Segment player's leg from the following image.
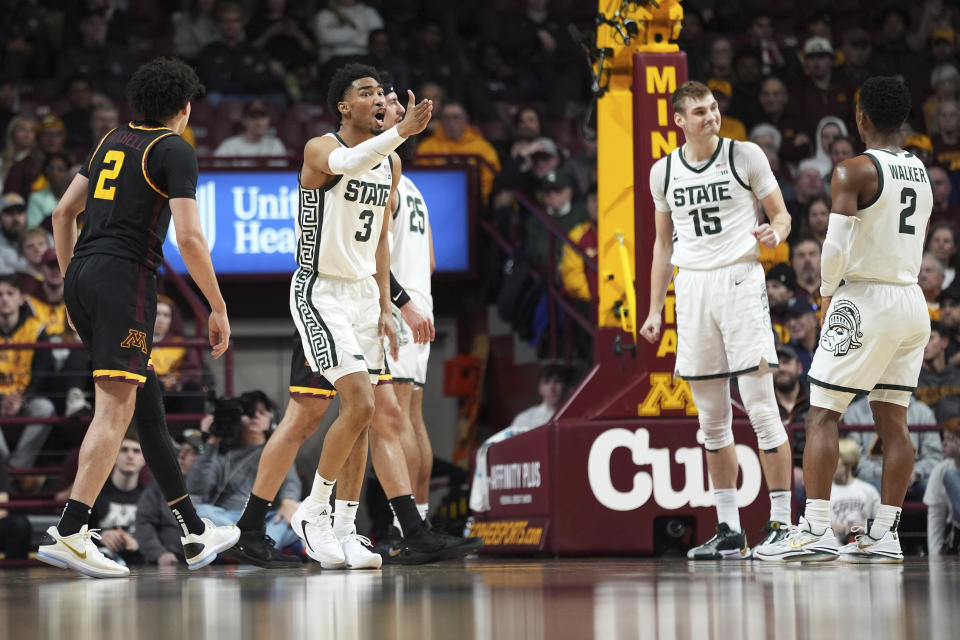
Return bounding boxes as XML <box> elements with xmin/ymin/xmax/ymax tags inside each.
<box><xmin>410</xmin><ymin>386</ymin><xmax>433</xmax><ymax>507</ymax></box>
<box><xmin>685</xmin><ymin>376</ymin><xmax>749</xmax><ymax>560</ymax></box>
<box><xmin>737</xmin><ymin>369</ymin><xmax>793</xmax><ymax>548</ymax></box>
<box><xmin>136</xmin><ymin>369</ymin><xmax>239</xmax><ymax>569</ymax></box>
<box><xmin>327</xmin><ymin>428</ymin><xmax>382</xmax><ymax>569</ymax></box>
<box><xmin>289</xmin><ymin>372</ymin><xmax>372</xmax><ymax>566</ymax></box>
<box><xmin>392</xmin><ymin>380</ymin><xmax>423</xmax><ymax>505</ymax></box>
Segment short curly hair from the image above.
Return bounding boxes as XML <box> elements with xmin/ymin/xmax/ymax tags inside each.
<box><xmin>327</xmin><ymin>63</ymin><xmax>381</xmax><ymax>126</ymax></box>
<box><xmin>857</xmin><ymin>76</ymin><xmax>911</xmax><ymax>134</ymax></box>
<box><xmin>126</xmin><ymin>58</ymin><xmax>203</xmax><ymax>122</ymax></box>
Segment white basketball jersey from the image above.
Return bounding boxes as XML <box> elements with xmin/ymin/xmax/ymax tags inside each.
<box><xmin>389</xmin><ymin>175</ymin><xmax>432</xmax><ymax>301</ymax></box>
<box><xmin>844</xmin><ymin>149</ymin><xmax>933</xmax><ymax>285</ymax></box>
<box><xmin>653</xmin><ymin>138</ymin><xmax>766</xmax><ymax>270</ymax></box>
<box><xmin>295</xmin><ymin>133</ymin><xmax>393</xmax><ymax>279</ymax></box>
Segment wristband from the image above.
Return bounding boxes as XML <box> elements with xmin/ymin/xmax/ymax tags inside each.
<box><xmin>389</xmin><ymin>272</ymin><xmax>410</xmax><ymax>307</ymax></box>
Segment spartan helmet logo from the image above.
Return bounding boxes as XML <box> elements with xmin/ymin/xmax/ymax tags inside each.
<box><xmin>820</xmin><ymin>299</ymin><xmax>864</xmax><ymax>356</ymax></box>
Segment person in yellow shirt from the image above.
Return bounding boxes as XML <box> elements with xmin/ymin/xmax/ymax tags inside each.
<box><xmin>415</xmin><ymin>101</ymin><xmax>501</xmax><ymax>202</ymax></box>
<box><xmin>708</xmin><ymin>78</ymin><xmax>747</xmax><ymax>142</ymax></box>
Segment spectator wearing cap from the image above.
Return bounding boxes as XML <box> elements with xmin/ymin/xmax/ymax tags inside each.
<box><xmin>54</xmin><ymin>9</ymin><xmax>136</xmax><ymax>102</ymax></box>
<box><xmin>493</xmin><ymin>131</ymin><xmax>563</xmax><ymax>212</ymax></box>
<box><xmin>416</xmin><ymin>101</ymin><xmax>502</xmax><ymax>202</ymax></box>
<box><xmin>839</xmin><ymin>26</ymin><xmax>877</xmax><ymax>89</ymax></box>
<box><xmin>755</xmin><ymin>76</ymin><xmax>810</xmax><ymax>163</ymax></box>
<box><xmin>924</xmin><ymin>64</ymin><xmax>960</xmax><ymax>137</ymax></box>
<box><xmin>790</xmin><ymin>237</ymin><xmax>822</xmax><ymax>309</ymax></box>
<box><xmin>917</xmin><ymin>322</ymin><xmax>960</xmax><ymax>414</ymax></box>
<box><xmin>0</xmin><ymin>193</ymin><xmax>29</xmax><ymax>274</ymax></box>
<box><xmin>937</xmin><ymin>284</ymin><xmax>960</xmax><ymax>366</ymax></box>
<box><xmin>784</xmin><ymin>297</ymin><xmax>818</xmax><ymax>381</ymax></box>
<box><xmin>196</xmin><ymin>2</ymin><xmax>286</xmax><ymax>104</ymax></box>
<box><xmin>26</xmin><ymin>151</ymin><xmax>71</xmax><ymax>229</ymax></box>
<box><xmin>214</xmin><ymin>100</ymin><xmax>287</xmax><ymax>158</ymax></box>
<box><xmin>932</xmin><ymin>99</ymin><xmax>960</xmax><ymax>173</ymax></box>
<box><xmin>707</xmin><ymin>78</ymin><xmax>746</xmax><ymax>142</ymax></box>
<box><xmin>924</xmin><ymin>402</ymin><xmax>960</xmax><ymax>556</ymax></box>
<box><xmin>921</xmin><ymin>252</ymin><xmax>947</xmax><ymax>320</ymax></box>
<box><xmin>796</xmin><ymin>36</ymin><xmax>854</xmax><ymax>142</ymax></box>
<box><xmin>134</xmin><ymin>431</ymin><xmax>204</xmax><ymax>567</ymax></box>
<box><xmin>927</xmin><ymin>222</ymin><xmax>958</xmax><ymax>289</ymax></box>
<box><xmin>774</xmin><ymin>343</ymin><xmax>809</xmax><ymax>426</ymax></box>
<box><xmin>3</xmin><ymin>114</ymin><xmax>72</xmax><ymax>200</ymax></box>
<box><xmin>524</xmin><ymin>168</ymin><xmax>587</xmax><ymax>269</ymax></box>
<box><xmin>766</xmin><ymin>263</ymin><xmax>796</xmax><ymax>343</ymax></box>
<box><xmin>841</xmin><ymin>393</ymin><xmax>941</xmax><ymax>502</ymax></box>
<box><xmin>907</xmin><ymin>132</ymin><xmax>935</xmax><ymax>169</ymax></box>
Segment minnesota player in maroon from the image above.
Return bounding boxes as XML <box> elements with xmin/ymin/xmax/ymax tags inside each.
<box><xmin>37</xmin><ymin>58</ymin><xmax>239</xmax><ymax>578</ymax></box>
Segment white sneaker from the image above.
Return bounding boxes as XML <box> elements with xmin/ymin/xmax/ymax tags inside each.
<box><xmin>291</xmin><ymin>497</ymin><xmax>345</xmax><ymax>566</ymax></box>
<box><xmin>839</xmin><ymin>525</ymin><xmax>904</xmax><ymax>564</ymax></box>
<box><xmin>753</xmin><ymin>516</ymin><xmax>840</xmax><ymax>562</ymax></box>
<box><xmin>181</xmin><ymin>518</ymin><xmax>242</xmax><ymax>569</ymax></box>
<box><xmin>36</xmin><ymin>525</ymin><xmax>130</xmax><ymax>578</ymax></box>
<box><xmin>323</xmin><ymin>527</ymin><xmax>382</xmax><ymax>570</ymax></box>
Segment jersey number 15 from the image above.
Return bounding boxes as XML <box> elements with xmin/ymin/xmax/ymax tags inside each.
<box><xmin>688</xmin><ymin>206</ymin><xmax>722</xmax><ymax>236</ymax></box>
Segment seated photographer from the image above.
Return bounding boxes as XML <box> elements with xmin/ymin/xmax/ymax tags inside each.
<box><xmin>187</xmin><ymin>391</ymin><xmax>302</xmax><ymax>553</ymax></box>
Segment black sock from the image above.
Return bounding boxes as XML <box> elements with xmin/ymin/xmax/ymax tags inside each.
<box><xmin>389</xmin><ymin>495</ymin><xmax>427</xmax><ymax>540</ymax></box>
<box><xmin>169</xmin><ymin>496</ymin><xmax>206</xmax><ymax>536</ymax></box>
<box><xmin>237</xmin><ymin>494</ymin><xmax>272</xmax><ymax>533</ymax></box>
<box><xmin>58</xmin><ymin>499</ymin><xmax>92</xmax><ymax>536</ymax></box>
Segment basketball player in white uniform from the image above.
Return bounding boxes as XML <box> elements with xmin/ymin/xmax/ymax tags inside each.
<box><xmin>641</xmin><ymin>81</ymin><xmax>794</xmax><ymax>559</ymax></box>
<box><xmin>385</xmin><ymin>106</ymin><xmax>436</xmax><ymax>524</ymax></box>
<box><xmin>756</xmin><ymin>77</ymin><xmax>931</xmax><ymax>563</ymax></box>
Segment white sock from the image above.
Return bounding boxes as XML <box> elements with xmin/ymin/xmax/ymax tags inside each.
<box><xmin>870</xmin><ymin>504</ymin><xmax>901</xmax><ymax>539</ymax></box>
<box><xmin>714</xmin><ymin>488</ymin><xmax>741</xmax><ymax>533</ymax></box>
<box><xmin>769</xmin><ymin>490</ymin><xmax>791</xmax><ymax>525</ymax></box>
<box><xmin>804</xmin><ymin>498</ymin><xmax>831</xmax><ymax>532</ymax></box>
<box><xmin>333</xmin><ymin>499</ymin><xmax>359</xmax><ymax>537</ymax></box>
<box><xmin>416</xmin><ymin>502</ymin><xmax>428</xmax><ymax>521</ymax></box>
<box><xmin>309</xmin><ymin>473</ymin><xmax>335</xmax><ymax>508</ymax></box>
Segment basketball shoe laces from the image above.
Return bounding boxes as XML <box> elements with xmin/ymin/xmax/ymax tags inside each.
<box><xmin>342</xmin><ymin>531</ymin><xmax>373</xmax><ymax>548</ymax></box>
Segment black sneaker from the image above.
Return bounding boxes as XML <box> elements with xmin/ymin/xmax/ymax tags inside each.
<box><xmin>372</xmin><ymin>526</ymin><xmax>405</xmax><ymax>565</ymax></box>
<box><xmin>749</xmin><ymin>521</ymin><xmax>790</xmax><ymax>559</ymax></box>
<box><xmin>222</xmin><ymin>530</ymin><xmax>303</xmax><ymax>568</ymax></box>
<box><xmin>686</xmin><ymin>523</ymin><xmax>748</xmax><ymax>560</ymax></box>
<box><xmin>394</xmin><ymin>529</ymin><xmax>484</xmax><ymax>565</ymax></box>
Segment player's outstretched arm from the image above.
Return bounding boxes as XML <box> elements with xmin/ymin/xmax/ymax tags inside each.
<box><xmin>51</xmin><ymin>173</ymin><xmax>89</xmax><ymax>274</ymax></box>
<box><xmin>171</xmin><ymin>198</ymin><xmax>230</xmax><ymax>358</ymax></box>
<box><xmin>639</xmin><ymin>211</ymin><xmax>675</xmax><ymax>344</ymax></box>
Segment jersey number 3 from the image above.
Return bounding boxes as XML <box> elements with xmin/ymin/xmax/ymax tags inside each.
<box><xmin>93</xmin><ymin>150</ymin><xmax>125</xmax><ymax>201</ymax></box>
<box><xmin>898</xmin><ymin>187</ymin><xmax>917</xmax><ymax>235</ymax></box>
<box><xmin>355</xmin><ymin>209</ymin><xmax>374</xmax><ymax>242</ymax></box>
<box><xmin>688</xmin><ymin>206</ymin><xmax>722</xmax><ymax>236</ymax></box>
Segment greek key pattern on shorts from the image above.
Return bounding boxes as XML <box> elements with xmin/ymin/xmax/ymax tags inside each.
<box><xmin>297</xmin><ymin>188</ymin><xmax>320</xmax><ymax>269</ymax></box>
<box><xmin>293</xmin><ymin>269</ymin><xmax>336</xmax><ymax>369</ymax></box>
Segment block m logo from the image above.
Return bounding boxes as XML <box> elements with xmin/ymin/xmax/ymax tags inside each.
<box><xmin>638</xmin><ymin>372</ymin><xmax>697</xmax><ymax>416</ymax></box>
<box><xmin>121</xmin><ymin>329</ymin><xmax>148</xmax><ymax>354</ymax></box>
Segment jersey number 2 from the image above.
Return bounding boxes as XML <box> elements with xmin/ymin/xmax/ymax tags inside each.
<box><xmin>898</xmin><ymin>187</ymin><xmax>917</xmax><ymax>235</ymax></box>
<box><xmin>688</xmin><ymin>206</ymin><xmax>721</xmax><ymax>236</ymax></box>
<box><xmin>93</xmin><ymin>150</ymin><xmax>125</xmax><ymax>201</ymax></box>
<box><xmin>356</xmin><ymin>209</ymin><xmax>374</xmax><ymax>242</ymax></box>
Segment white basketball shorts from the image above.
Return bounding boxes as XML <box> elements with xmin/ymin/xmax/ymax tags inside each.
<box><xmin>289</xmin><ymin>269</ymin><xmax>385</xmax><ymax>386</ymax></box>
<box><xmin>388</xmin><ymin>290</ymin><xmax>432</xmax><ymax>386</ymax></box>
<box><xmin>808</xmin><ymin>281</ymin><xmax>929</xmax><ymax>412</ymax></box>
<box><xmin>674</xmin><ymin>260</ymin><xmax>778</xmax><ymax>380</ymax></box>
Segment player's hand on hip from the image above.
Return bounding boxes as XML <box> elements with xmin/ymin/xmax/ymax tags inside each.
<box><xmin>639</xmin><ymin>314</ymin><xmax>662</xmax><ymax>344</ymax></box>
<box><xmin>819</xmin><ymin>296</ymin><xmax>831</xmax><ymax>327</ymax></box>
<box><xmin>401</xmin><ymin>301</ymin><xmax>435</xmax><ymax>344</ymax></box>
<box><xmin>397</xmin><ymin>90</ymin><xmax>433</xmax><ymax>137</ymax></box>
<box><xmin>208</xmin><ymin>310</ymin><xmax>231</xmax><ymax>359</ymax></box>
<box><xmin>752</xmin><ymin>223</ymin><xmax>780</xmax><ymax>248</ymax></box>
